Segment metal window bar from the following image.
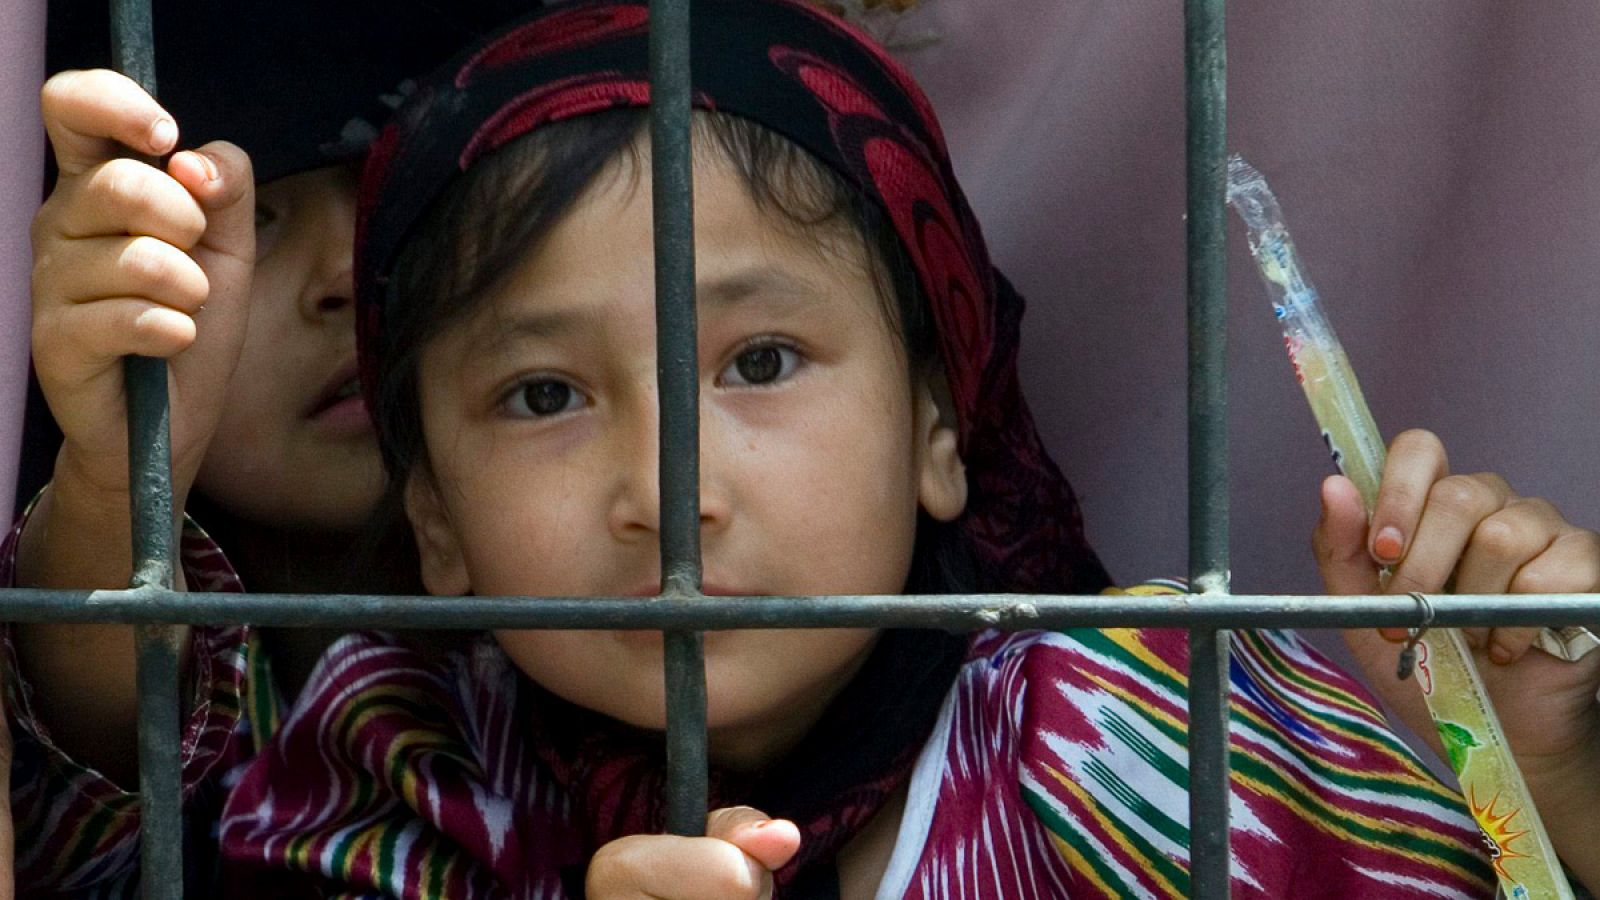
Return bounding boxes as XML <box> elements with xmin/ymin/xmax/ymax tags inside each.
<box><xmin>0</xmin><ymin>0</ymin><xmax>1592</xmax><ymax>897</ymax></box>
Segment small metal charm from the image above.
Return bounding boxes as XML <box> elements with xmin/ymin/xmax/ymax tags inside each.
<box><xmin>1397</xmin><ymin>591</ymin><xmax>1434</xmax><ymax>681</ymax></box>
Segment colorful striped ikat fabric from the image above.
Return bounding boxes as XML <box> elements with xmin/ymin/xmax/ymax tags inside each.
<box><xmin>888</xmin><ymin>582</ymin><xmax>1493</xmax><ymax>898</ymax></box>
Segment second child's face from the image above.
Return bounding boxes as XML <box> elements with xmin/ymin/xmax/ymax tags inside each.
<box><xmin>195</xmin><ymin>165</ymin><xmax>384</xmax><ymax>533</ymax></box>
<box><xmin>407</xmin><ymin>149</ymin><xmax>967</xmax><ymax>767</ymax></box>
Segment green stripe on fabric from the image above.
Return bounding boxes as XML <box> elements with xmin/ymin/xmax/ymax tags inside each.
<box><xmin>1093</xmin><ymin>672</ymin><xmax>1478</xmax><ymax>870</ymax></box>
<box><xmin>1060</xmin><ymin>629</ymin><xmax>1188</xmax><ymax>697</ymax></box>
<box><xmin>1083</xmin><ymin>756</ymin><xmax>1190</xmax><ymax>850</ymax></box>
<box><xmin>1226</xmin><ymin>752</ymin><xmax>1487</xmax><ymax>875</ymax></box>
<box><xmin>1101</xmin><ymin>709</ymin><xmax>1190</xmax><ymax>788</ymax></box>
<box><xmin>426</xmin><ymin>845</ymin><xmax>450</xmax><ymax>898</ymax></box>
<box><xmin>1234</xmin><ymin>631</ymin><xmax>1417</xmax><ymax>747</ymax></box>
<box><xmin>1023</xmin><ymin>782</ymin><xmax>1173</xmax><ymax>897</ymax></box>
<box><xmin>1226</xmin><ymin>712</ymin><xmax>1463</xmax><ymax>807</ymax></box>
<box><xmin>60</xmin><ymin>801</ymin><xmax>122</xmax><ymax>877</ymax></box>
<box><xmin>377</xmin><ymin>814</ymin><xmax>402</xmax><ymax>888</ymax></box>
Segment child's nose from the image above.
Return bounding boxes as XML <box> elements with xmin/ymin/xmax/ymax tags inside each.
<box><xmin>297</xmin><ymin>194</ymin><xmax>357</xmax><ymax>324</ymax></box>
<box><xmin>606</xmin><ymin>404</ymin><xmax>733</xmax><ymax>544</ymax></box>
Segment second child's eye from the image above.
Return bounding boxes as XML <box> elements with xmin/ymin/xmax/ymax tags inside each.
<box><xmin>503</xmin><ymin>378</ymin><xmax>586</xmax><ymax>418</ymax></box>
<box><xmin>721</xmin><ymin>343</ymin><xmax>801</xmax><ymax>387</ymax></box>
<box><xmin>254</xmin><ymin>203</ymin><xmax>283</xmax><ymax>255</ymax></box>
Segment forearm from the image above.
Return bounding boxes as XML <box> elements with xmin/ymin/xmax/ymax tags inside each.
<box><xmin>12</xmin><ymin>462</ymin><xmax>189</xmax><ymax>784</ymax></box>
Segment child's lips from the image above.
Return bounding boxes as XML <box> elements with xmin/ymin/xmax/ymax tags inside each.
<box><xmin>310</xmin><ymin>393</ymin><xmax>373</xmax><ymax>436</ymax></box>
<box><xmin>306</xmin><ymin>363</ymin><xmax>372</xmax><ymax>436</ymax></box>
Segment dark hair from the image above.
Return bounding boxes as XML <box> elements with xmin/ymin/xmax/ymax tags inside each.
<box><xmin>372</xmin><ymin>108</ymin><xmax>974</xmax><ymax>593</ymax></box>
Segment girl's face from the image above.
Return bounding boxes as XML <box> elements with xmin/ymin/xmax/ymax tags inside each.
<box><xmin>406</xmin><ymin>149</ymin><xmax>967</xmax><ymax>767</ymax></box>
<box><xmin>195</xmin><ymin>165</ymin><xmax>384</xmax><ymax>533</ymax></box>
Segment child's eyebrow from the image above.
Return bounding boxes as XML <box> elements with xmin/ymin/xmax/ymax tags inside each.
<box><xmin>474</xmin><ymin>268</ymin><xmax>823</xmax><ymax>354</ymax></box>
<box><xmin>476</xmin><ymin>309</ymin><xmax>588</xmax><ymax>354</ymax></box>
<box><xmin>698</xmin><ymin>268</ymin><xmax>824</xmax><ymax>315</ymax></box>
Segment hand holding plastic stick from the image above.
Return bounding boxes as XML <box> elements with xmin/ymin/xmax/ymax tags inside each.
<box><xmin>1228</xmin><ymin>154</ymin><xmax>1581</xmax><ymax>900</ymax></box>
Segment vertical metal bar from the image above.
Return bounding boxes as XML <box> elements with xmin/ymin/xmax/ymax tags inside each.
<box><xmin>1185</xmin><ymin>0</ymin><xmax>1230</xmax><ymax>896</ymax></box>
<box><xmin>109</xmin><ymin>2</ymin><xmax>184</xmax><ymax>898</ymax></box>
<box><xmin>649</xmin><ymin>0</ymin><xmax>709</xmax><ymax>836</ymax></box>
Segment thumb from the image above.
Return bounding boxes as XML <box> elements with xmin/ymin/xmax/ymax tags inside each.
<box><xmin>706</xmin><ymin>806</ymin><xmax>801</xmax><ymax>873</ymax></box>
<box><xmin>1313</xmin><ymin>475</ymin><xmax>1383</xmax><ymax>598</ymax></box>
<box><xmin>168</xmin><ymin>140</ymin><xmax>255</xmax><ymax>269</ymax></box>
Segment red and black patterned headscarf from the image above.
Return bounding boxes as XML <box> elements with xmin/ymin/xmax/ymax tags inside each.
<box><xmin>354</xmin><ymin>0</ymin><xmax>1109</xmax><ymax>597</ymax></box>
<box><xmin>223</xmin><ymin>3</ymin><xmax>1115</xmax><ymax>895</ymax></box>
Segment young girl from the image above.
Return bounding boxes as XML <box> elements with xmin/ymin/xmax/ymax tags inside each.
<box><xmin>215</xmin><ymin>1</ymin><xmax>1600</xmax><ymax>897</ymax></box>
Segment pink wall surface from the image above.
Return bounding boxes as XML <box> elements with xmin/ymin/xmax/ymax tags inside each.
<box><xmin>4</xmin><ymin>2</ymin><xmax>1596</xmax><ymax>593</ymax></box>
<box><xmin>0</xmin><ymin>1</ymin><xmax>45</xmax><ymax>518</ymax></box>
<box><xmin>893</xmin><ymin>0</ymin><xmax>1600</xmax><ymax>595</ymax></box>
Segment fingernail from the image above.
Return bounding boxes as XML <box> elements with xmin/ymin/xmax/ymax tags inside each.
<box><xmin>194</xmin><ymin>152</ymin><xmax>219</xmax><ymax>183</ymax></box>
<box><xmin>751</xmin><ymin>819</ymin><xmax>773</xmax><ymax>830</ymax></box>
<box><xmin>150</xmin><ymin>117</ymin><xmax>177</xmax><ymax>152</ymax></box>
<box><xmin>1372</xmin><ymin>526</ymin><xmax>1404</xmax><ymax>563</ymax></box>
<box><xmin>1490</xmin><ymin>645</ymin><xmax>1513</xmax><ymax>665</ymax></box>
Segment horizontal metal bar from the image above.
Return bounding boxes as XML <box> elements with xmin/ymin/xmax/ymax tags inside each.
<box><xmin>1</xmin><ymin>590</ymin><xmax>1596</xmax><ymax>630</ymax></box>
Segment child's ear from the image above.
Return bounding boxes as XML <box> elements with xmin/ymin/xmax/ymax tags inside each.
<box><xmin>913</xmin><ymin>370</ymin><xmax>967</xmax><ymax>523</ymax></box>
<box><xmin>405</xmin><ymin>467</ymin><xmax>471</xmax><ymax>596</ymax></box>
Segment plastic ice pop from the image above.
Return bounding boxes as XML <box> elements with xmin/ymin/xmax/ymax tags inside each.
<box><xmin>1228</xmin><ymin>154</ymin><xmax>1580</xmax><ymax>899</ymax></box>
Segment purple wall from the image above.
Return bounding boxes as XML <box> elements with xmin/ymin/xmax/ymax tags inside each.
<box><xmin>0</xmin><ymin>1</ymin><xmax>44</xmax><ymax>518</ymax></box>
<box><xmin>897</xmin><ymin>0</ymin><xmax>1600</xmax><ymax>594</ymax></box>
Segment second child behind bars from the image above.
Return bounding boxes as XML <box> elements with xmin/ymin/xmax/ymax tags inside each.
<box><xmin>3</xmin><ymin>3</ymin><xmax>530</xmax><ymax>893</ymax></box>
<box><xmin>197</xmin><ymin>1</ymin><xmax>1600</xmax><ymax>896</ymax></box>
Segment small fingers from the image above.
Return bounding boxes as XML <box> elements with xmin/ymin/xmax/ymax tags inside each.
<box><xmin>1511</xmin><ymin>529</ymin><xmax>1600</xmax><ymax>596</ymax></box>
<box><xmin>707</xmin><ymin>806</ymin><xmax>800</xmax><ymax>873</ymax></box>
<box><xmin>1385</xmin><ymin>473</ymin><xmax>1511</xmax><ymax>595</ymax></box>
<box><xmin>1369</xmin><ymin>429</ymin><xmax>1451</xmax><ymax>565</ymax></box>
<box><xmin>586</xmin><ymin>833</ymin><xmax>771</xmax><ymax>900</ymax></box>
<box><xmin>1313</xmin><ymin>475</ymin><xmax>1382</xmax><ymax>596</ymax></box>
<box><xmin>1452</xmin><ymin>497</ymin><xmax>1562</xmax><ymax>595</ymax></box>
<box><xmin>41</xmin><ymin>156</ymin><xmax>206</xmax><ymax>248</ymax></box>
<box><xmin>35</xmin><ymin>297</ymin><xmax>198</xmax><ymax>369</ymax></box>
<box><xmin>1485</xmin><ymin>627</ymin><xmax>1542</xmax><ymax>666</ymax></box>
<box><xmin>34</xmin><ymin>235</ymin><xmax>210</xmax><ymax>315</ymax></box>
<box><xmin>181</xmin><ymin>142</ymin><xmax>255</xmax><ymax>265</ymax></box>
<box><xmin>1479</xmin><ymin>528</ymin><xmax>1600</xmax><ymax>664</ymax></box>
<box><xmin>41</xmin><ymin>69</ymin><xmax>176</xmax><ymax>175</ymax></box>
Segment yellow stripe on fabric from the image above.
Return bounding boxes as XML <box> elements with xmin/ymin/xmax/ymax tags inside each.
<box><xmin>1075</xmin><ymin>666</ymin><xmax>1469</xmax><ymax>836</ymax></box>
<box><xmin>1102</xmin><ymin>628</ymin><xmax>1191</xmax><ymax>689</ymax></box>
<box><xmin>1229</xmin><ymin>767</ymin><xmax>1491</xmax><ymax>887</ymax></box>
<box><xmin>1045</xmin><ymin>763</ymin><xmax>1186</xmax><ymax>898</ymax></box>
<box><xmin>1082</xmin><ymin>629</ymin><xmax>1463</xmax><ymax>807</ymax></box>
<box><xmin>1232</xmin><ymin>629</ymin><xmax>1399</xmax><ymax>734</ymax></box>
<box><xmin>1047</xmin><ymin>829</ymin><xmax>1128</xmax><ymax>899</ymax></box>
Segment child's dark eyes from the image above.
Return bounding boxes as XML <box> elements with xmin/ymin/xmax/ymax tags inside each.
<box><xmin>254</xmin><ymin>203</ymin><xmax>283</xmax><ymax>255</ymax></box>
<box><xmin>502</xmin><ymin>378</ymin><xmax>587</xmax><ymax>418</ymax></box>
<box><xmin>720</xmin><ymin>341</ymin><xmax>802</xmax><ymax>387</ymax></box>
